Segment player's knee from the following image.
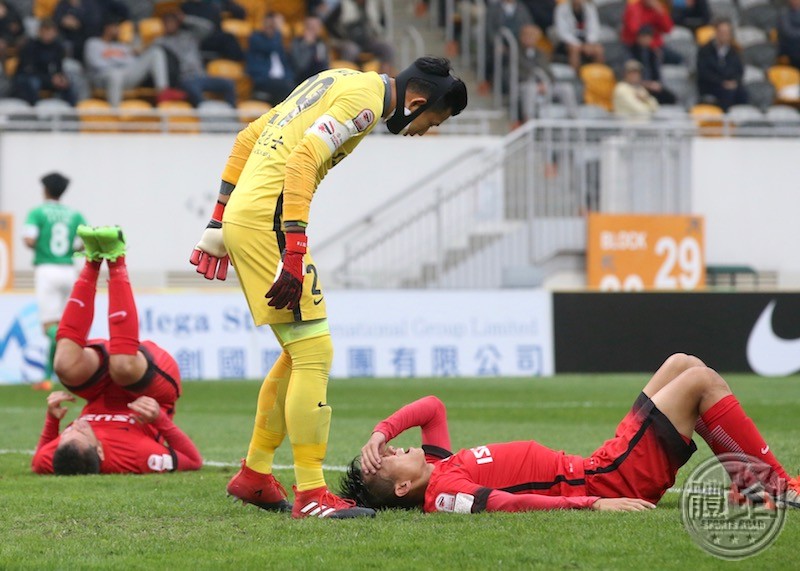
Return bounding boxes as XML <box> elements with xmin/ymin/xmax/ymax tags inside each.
<box><xmin>53</xmin><ymin>344</ymin><xmax>82</xmax><ymax>384</ymax></box>
<box><xmin>687</xmin><ymin>366</ymin><xmax>730</xmax><ymax>394</ymax></box>
<box><xmin>109</xmin><ymin>355</ymin><xmax>144</xmax><ymax>385</ymax></box>
<box><xmin>665</xmin><ymin>352</ymin><xmax>706</xmax><ymax>373</ymax></box>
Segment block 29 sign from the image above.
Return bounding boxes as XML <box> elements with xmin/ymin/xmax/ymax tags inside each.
<box><xmin>0</xmin><ymin>214</ymin><xmax>11</xmax><ymax>291</ymax></box>
<box><xmin>587</xmin><ymin>213</ymin><xmax>705</xmax><ymax>291</ymax></box>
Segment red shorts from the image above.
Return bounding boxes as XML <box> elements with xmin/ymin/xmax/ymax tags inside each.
<box><xmin>67</xmin><ymin>340</ymin><xmax>182</xmax><ymax>416</ymax></box>
<box><xmin>584</xmin><ymin>393</ymin><xmax>696</xmax><ymax>504</ymax></box>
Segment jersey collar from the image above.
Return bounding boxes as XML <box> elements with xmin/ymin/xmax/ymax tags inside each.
<box><xmin>380</xmin><ymin>73</ymin><xmax>393</xmax><ymax>118</ymax></box>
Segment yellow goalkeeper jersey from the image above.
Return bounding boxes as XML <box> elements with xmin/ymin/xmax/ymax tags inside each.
<box><xmin>222</xmin><ymin>69</ymin><xmax>387</xmax><ymax>231</ymax></box>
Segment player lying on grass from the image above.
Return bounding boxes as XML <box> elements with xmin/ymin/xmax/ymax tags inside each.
<box><xmin>340</xmin><ymin>353</ymin><xmax>800</xmax><ymax>513</ymax></box>
<box><xmin>32</xmin><ymin>226</ymin><xmax>202</xmax><ymax>475</ymax></box>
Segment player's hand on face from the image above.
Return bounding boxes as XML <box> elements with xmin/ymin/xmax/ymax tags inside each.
<box><xmin>360</xmin><ymin>431</ymin><xmax>388</xmax><ymax>475</ymax></box>
<box><xmin>592</xmin><ymin>498</ymin><xmax>656</xmax><ymax>512</ymax></box>
<box><xmin>127</xmin><ymin>396</ymin><xmax>161</xmax><ymax>424</ymax></box>
<box><xmin>46</xmin><ymin>391</ymin><xmax>75</xmax><ymax>419</ymax></box>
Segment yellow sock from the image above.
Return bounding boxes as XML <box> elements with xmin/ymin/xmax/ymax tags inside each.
<box><xmin>244</xmin><ymin>350</ymin><xmax>291</xmax><ymax>474</ymax></box>
<box><xmin>283</xmin><ymin>333</ymin><xmax>334</xmax><ymax>492</ymax></box>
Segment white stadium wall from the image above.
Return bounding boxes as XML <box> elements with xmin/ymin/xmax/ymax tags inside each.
<box><xmin>691</xmin><ymin>138</ymin><xmax>800</xmax><ymax>288</ymax></box>
<box><xmin>0</xmin><ymin>133</ymin><xmax>495</xmax><ymax>285</ymax></box>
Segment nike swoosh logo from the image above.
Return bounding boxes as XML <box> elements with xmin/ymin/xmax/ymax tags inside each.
<box><xmin>313</xmin><ymin>297</ymin><xmax>324</xmax><ymax>305</ymax></box>
<box><xmin>67</xmin><ymin>298</ymin><xmax>86</xmax><ymax>307</ymax></box>
<box><xmin>761</xmin><ymin>445</ymin><xmax>770</xmax><ymax>455</ymax></box>
<box><xmin>108</xmin><ymin>310</ymin><xmax>128</xmax><ymax>320</ymax></box>
<box><xmin>746</xmin><ymin>300</ymin><xmax>800</xmax><ymax>376</ymax></box>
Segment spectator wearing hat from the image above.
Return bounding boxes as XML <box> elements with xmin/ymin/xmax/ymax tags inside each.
<box><xmin>629</xmin><ymin>25</ymin><xmax>677</xmax><ymax>104</ymax></box>
<box><xmin>12</xmin><ymin>18</ymin><xmax>78</xmax><ymax>105</ymax></box>
<box><xmin>23</xmin><ymin>173</ymin><xmax>88</xmax><ymax>392</ymax></box>
<box><xmin>613</xmin><ymin>59</ymin><xmax>659</xmax><ymax>120</ymax></box>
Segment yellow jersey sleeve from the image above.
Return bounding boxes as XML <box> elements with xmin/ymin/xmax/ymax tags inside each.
<box><xmin>220</xmin><ymin>112</ymin><xmax>273</xmax><ymax>186</ymax></box>
<box><xmin>283</xmin><ymin>92</ymin><xmax>382</xmax><ymax>223</ymax></box>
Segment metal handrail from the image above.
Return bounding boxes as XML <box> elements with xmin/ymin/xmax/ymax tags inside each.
<box><xmin>399</xmin><ymin>26</ymin><xmax>426</xmax><ymax>69</ymax></box>
<box><xmin>380</xmin><ymin>0</ymin><xmax>394</xmax><ymax>44</ymax></box>
<box><xmin>475</xmin><ymin>0</ymin><xmax>487</xmax><ymax>83</ymax></box>
<box><xmin>493</xmin><ymin>27</ymin><xmax>519</xmax><ymax>123</ymax></box>
<box><xmin>445</xmin><ymin>0</ymin><xmax>456</xmax><ymax>43</ymax></box>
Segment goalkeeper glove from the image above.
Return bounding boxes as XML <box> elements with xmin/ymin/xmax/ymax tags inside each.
<box><xmin>265</xmin><ymin>230</ymin><xmax>306</xmax><ymax>310</ymax></box>
<box><xmin>190</xmin><ymin>201</ymin><xmax>229</xmax><ymax>281</ymax></box>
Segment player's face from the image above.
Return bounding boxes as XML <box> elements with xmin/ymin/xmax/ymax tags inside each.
<box><xmin>58</xmin><ymin>418</ymin><xmax>100</xmax><ymax>452</ymax></box>
<box><xmin>377</xmin><ymin>446</ymin><xmax>427</xmax><ymax>482</ymax></box>
<box><xmin>404</xmin><ymin>108</ymin><xmax>452</xmax><ymax>137</ymax></box>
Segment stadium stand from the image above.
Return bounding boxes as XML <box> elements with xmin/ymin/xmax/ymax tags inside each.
<box><xmin>579</xmin><ymin>62</ymin><xmax>615</xmax><ymax>111</ymax></box>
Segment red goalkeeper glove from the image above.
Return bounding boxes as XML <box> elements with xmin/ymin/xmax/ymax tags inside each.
<box><xmin>190</xmin><ymin>201</ymin><xmax>229</xmax><ymax>281</ymax></box>
<box><xmin>265</xmin><ymin>231</ymin><xmax>306</xmax><ymax>310</ymax></box>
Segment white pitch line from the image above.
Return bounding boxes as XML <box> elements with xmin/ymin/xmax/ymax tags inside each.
<box><xmin>0</xmin><ymin>449</ymin><xmax>349</xmax><ymax>472</ymax></box>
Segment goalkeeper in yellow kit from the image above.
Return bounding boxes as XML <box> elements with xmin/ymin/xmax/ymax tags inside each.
<box><xmin>189</xmin><ymin>57</ymin><xmax>468</xmax><ymax>519</ymax></box>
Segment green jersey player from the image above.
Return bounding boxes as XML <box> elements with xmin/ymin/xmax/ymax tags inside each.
<box><xmin>23</xmin><ymin>172</ymin><xmax>87</xmax><ymax>390</ymax></box>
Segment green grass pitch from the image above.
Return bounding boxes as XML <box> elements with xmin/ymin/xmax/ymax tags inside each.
<box><xmin>1</xmin><ymin>373</ymin><xmax>798</xmax><ymax>570</ymax></box>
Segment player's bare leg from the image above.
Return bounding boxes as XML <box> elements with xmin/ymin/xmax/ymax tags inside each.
<box><xmin>651</xmin><ymin>367</ymin><xmax>798</xmax><ymax>506</ymax></box>
<box><xmin>640</xmin><ymin>353</ymin><xmax>706</xmax><ymax>399</ymax></box>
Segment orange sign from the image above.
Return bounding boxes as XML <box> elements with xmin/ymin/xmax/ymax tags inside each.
<box><xmin>587</xmin><ymin>213</ymin><xmax>705</xmax><ymax>291</ymax></box>
<box><xmin>0</xmin><ymin>214</ymin><xmax>12</xmax><ymax>291</ymax></box>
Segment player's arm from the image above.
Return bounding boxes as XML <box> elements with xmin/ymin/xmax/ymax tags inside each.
<box><xmin>22</xmin><ymin>210</ymin><xmax>40</xmax><ymax>249</ymax></box>
<box><xmin>361</xmin><ymin>396</ymin><xmax>451</xmax><ymax>474</ymax></box>
<box><xmin>266</xmin><ymin>95</ymin><xmax>381</xmax><ymax>309</ymax></box>
<box><xmin>128</xmin><ymin>397</ymin><xmax>202</xmax><ymax>471</ymax></box>
<box><xmin>32</xmin><ymin>391</ymin><xmax>75</xmax><ymax>473</ymax></box>
<box><xmin>190</xmin><ymin>112</ymin><xmax>272</xmax><ymax>280</ymax></box>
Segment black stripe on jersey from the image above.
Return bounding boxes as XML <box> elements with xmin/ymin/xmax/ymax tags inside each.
<box><xmin>422</xmin><ymin>444</ymin><xmax>453</xmax><ymax>460</ymax></box>
<box><xmin>67</xmin><ymin>343</ymin><xmax>109</xmax><ymax>392</ymax></box>
<box><xmin>499</xmin><ymin>474</ymin><xmax>587</xmax><ymax>494</ymax></box>
<box><xmin>584</xmin><ymin>416</ymin><xmax>653</xmax><ymax>476</ymax></box>
<box><xmin>472</xmin><ymin>487</ymin><xmax>493</xmax><ymax>513</ymax></box>
<box><xmin>124</xmin><ymin>344</ymin><xmax>181</xmax><ymax>403</ymax></box>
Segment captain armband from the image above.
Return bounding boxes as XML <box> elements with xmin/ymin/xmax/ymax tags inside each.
<box><xmin>306</xmin><ymin>114</ymin><xmax>356</xmax><ymax>154</ymax></box>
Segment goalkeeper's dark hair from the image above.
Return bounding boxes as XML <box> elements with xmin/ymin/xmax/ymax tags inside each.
<box><xmin>52</xmin><ymin>442</ymin><xmax>101</xmax><ymax>475</ymax></box>
<box><xmin>338</xmin><ymin>457</ymin><xmax>420</xmax><ymax>510</ymax></box>
<box><xmin>407</xmin><ymin>56</ymin><xmax>468</xmax><ymax>117</ymax></box>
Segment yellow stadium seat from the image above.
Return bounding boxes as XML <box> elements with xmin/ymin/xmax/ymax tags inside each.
<box><xmin>240</xmin><ymin>0</ymin><xmax>268</xmax><ymax>27</ymax></box>
<box><xmin>579</xmin><ymin>63</ymin><xmax>616</xmax><ymax>111</ymax></box>
<box><xmin>690</xmin><ymin>103</ymin><xmax>725</xmax><ymax>133</ymax></box>
<box><xmin>695</xmin><ymin>25</ymin><xmax>715</xmax><ymax>46</ymax></box>
<box><xmin>207</xmin><ymin>58</ymin><xmax>252</xmax><ymax>101</ymax></box>
<box><xmin>33</xmin><ymin>0</ymin><xmax>58</xmax><ymax>19</ymax></box>
<box><xmin>330</xmin><ymin>59</ymin><xmax>359</xmax><ymax>71</ymax></box>
<box><xmin>153</xmin><ymin>1</ymin><xmax>182</xmax><ymax>17</ymax></box>
<box><xmin>768</xmin><ymin>65</ymin><xmax>800</xmax><ymax>103</ymax></box>
<box><xmin>268</xmin><ymin>0</ymin><xmax>306</xmax><ymax>23</ymax></box>
<box><xmin>77</xmin><ymin>99</ymin><xmax>118</xmax><ymax>133</ymax></box>
<box><xmin>361</xmin><ymin>59</ymin><xmax>381</xmax><ymax>73</ymax></box>
<box><xmin>139</xmin><ymin>17</ymin><xmax>165</xmax><ymax>48</ymax></box>
<box><xmin>5</xmin><ymin>56</ymin><xmax>18</xmax><ymax>77</ymax></box>
<box><xmin>157</xmin><ymin>100</ymin><xmax>200</xmax><ymax>133</ymax></box>
<box><xmin>221</xmin><ymin>19</ymin><xmax>253</xmax><ymax>51</ymax></box>
<box><xmin>118</xmin><ymin>20</ymin><xmax>135</xmax><ymax>44</ymax></box>
<box><xmin>238</xmin><ymin>99</ymin><xmax>272</xmax><ymax>123</ymax></box>
<box><xmin>119</xmin><ymin>99</ymin><xmax>157</xmax><ymax>132</ymax></box>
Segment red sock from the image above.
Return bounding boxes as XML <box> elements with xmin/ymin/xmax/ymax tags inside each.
<box><xmin>56</xmin><ymin>261</ymin><xmax>101</xmax><ymax>346</ymax></box>
<box><xmin>699</xmin><ymin>395</ymin><xmax>789</xmax><ymax>495</ymax></box>
<box><xmin>107</xmin><ymin>257</ymin><xmax>140</xmax><ymax>356</ymax></box>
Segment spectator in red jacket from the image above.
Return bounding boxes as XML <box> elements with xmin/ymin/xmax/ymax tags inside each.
<box><xmin>622</xmin><ymin>0</ymin><xmax>683</xmax><ymax>63</ymax></box>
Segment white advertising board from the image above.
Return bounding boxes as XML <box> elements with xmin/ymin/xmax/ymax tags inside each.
<box><xmin>0</xmin><ymin>289</ymin><xmax>553</xmax><ymax>383</ymax></box>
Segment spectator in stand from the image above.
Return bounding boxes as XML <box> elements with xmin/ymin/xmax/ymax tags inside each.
<box><xmin>554</xmin><ymin>0</ymin><xmax>604</xmax><ymax>71</ymax></box>
<box><xmin>629</xmin><ymin>25</ymin><xmax>676</xmax><ymax>104</ymax></box>
<box><xmin>521</xmin><ymin>0</ymin><xmax>556</xmax><ymax>33</ymax></box>
<box><xmin>671</xmin><ymin>0</ymin><xmax>710</xmax><ymax>33</ymax></box>
<box><xmin>696</xmin><ymin>17</ymin><xmax>746</xmax><ymax>110</ymax></box>
<box><xmin>487</xmin><ymin>0</ymin><xmax>534</xmax><ymax>41</ymax></box>
<box><xmin>613</xmin><ymin>59</ymin><xmax>659</xmax><ymax>120</ymax></box>
<box><xmin>84</xmin><ymin>17</ymin><xmax>170</xmax><ymax>107</ymax></box>
<box><xmin>54</xmin><ymin>0</ymin><xmax>104</xmax><ymax>60</ymax></box>
<box><xmin>12</xmin><ymin>19</ymin><xmax>77</xmax><ymax>105</ymax></box>
<box><xmin>622</xmin><ymin>0</ymin><xmax>682</xmax><ymax>64</ymax></box>
<box><xmin>181</xmin><ymin>0</ymin><xmax>246</xmax><ymax>62</ymax></box>
<box><xmin>778</xmin><ymin>0</ymin><xmax>800</xmax><ymax>70</ymax></box>
<box><xmin>327</xmin><ymin>0</ymin><xmax>394</xmax><ymax>74</ymax></box>
<box><xmin>290</xmin><ymin>16</ymin><xmax>330</xmax><ymax>82</ymax></box>
<box><xmin>0</xmin><ymin>39</ymin><xmax>11</xmax><ymax>97</ymax></box>
<box><xmin>517</xmin><ymin>23</ymin><xmax>578</xmax><ymax>120</ymax></box>
<box><xmin>156</xmin><ymin>11</ymin><xmax>237</xmax><ymax>107</ymax></box>
<box><xmin>246</xmin><ymin>12</ymin><xmax>295</xmax><ymax>106</ymax></box>
<box><xmin>0</xmin><ymin>0</ymin><xmax>24</xmax><ymax>49</ymax></box>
